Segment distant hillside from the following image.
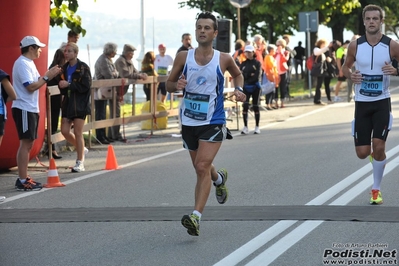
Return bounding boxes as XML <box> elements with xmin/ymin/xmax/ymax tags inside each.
<box><xmin>49</xmin><ymin>11</ymin><xmax>196</xmax><ymax>52</ymax></box>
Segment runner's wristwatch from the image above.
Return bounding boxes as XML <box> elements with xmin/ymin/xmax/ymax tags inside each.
<box><xmin>43</xmin><ymin>76</ymin><xmax>49</xmax><ymax>83</ymax></box>
<box><xmin>235</xmin><ymin>86</ymin><xmax>243</xmax><ymax>92</ymax></box>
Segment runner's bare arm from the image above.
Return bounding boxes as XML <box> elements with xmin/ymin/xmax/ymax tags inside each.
<box><xmin>221</xmin><ymin>53</ymin><xmax>246</xmax><ymax>102</ymax></box>
<box><xmin>166</xmin><ymin>51</ymin><xmax>187</xmax><ymax>92</ymax></box>
<box><xmin>342</xmin><ymin>41</ymin><xmax>362</xmax><ymax>84</ymax></box>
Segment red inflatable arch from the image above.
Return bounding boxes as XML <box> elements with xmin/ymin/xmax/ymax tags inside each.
<box><xmin>0</xmin><ymin>0</ymin><xmax>50</xmax><ymax>169</ymax></box>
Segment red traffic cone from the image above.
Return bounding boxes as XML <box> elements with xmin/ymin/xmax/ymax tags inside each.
<box><xmin>44</xmin><ymin>158</ymin><xmax>65</xmax><ymax>188</ymax></box>
<box><xmin>103</xmin><ymin>145</ymin><xmax>121</xmax><ymax>170</ymax></box>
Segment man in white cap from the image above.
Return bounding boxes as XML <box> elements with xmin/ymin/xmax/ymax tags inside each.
<box><xmin>12</xmin><ymin>36</ymin><xmax>61</xmax><ymax>191</ymax></box>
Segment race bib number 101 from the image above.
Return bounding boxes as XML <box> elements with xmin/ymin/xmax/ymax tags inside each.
<box><xmin>360</xmin><ymin>74</ymin><xmax>383</xmax><ymax>97</ymax></box>
<box><xmin>183</xmin><ymin>92</ymin><xmax>210</xmax><ymax>121</ymax></box>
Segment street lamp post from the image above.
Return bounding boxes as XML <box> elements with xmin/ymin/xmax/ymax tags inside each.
<box><xmin>229</xmin><ymin>0</ymin><xmax>252</xmax><ymax>40</ymax></box>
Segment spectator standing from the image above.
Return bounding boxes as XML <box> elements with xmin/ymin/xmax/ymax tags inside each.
<box><xmin>12</xmin><ymin>36</ymin><xmax>61</xmax><ymax>191</ymax></box>
<box><xmin>283</xmin><ymin>35</ymin><xmax>296</xmax><ymax>99</ymax></box>
<box><xmin>274</xmin><ymin>38</ymin><xmax>290</xmax><ymax>108</ymax></box>
<box><xmin>112</xmin><ymin>44</ymin><xmax>147</xmax><ymax>141</ymax></box>
<box><xmin>0</xmin><ymin>68</ymin><xmax>17</xmax><ymax>201</ymax></box>
<box><xmin>166</xmin><ymin>11</ymin><xmax>246</xmax><ymax>236</ymax></box>
<box><xmin>293</xmin><ymin>41</ymin><xmax>306</xmax><ymax>79</ymax></box>
<box><xmin>94</xmin><ymin>42</ymin><xmax>119</xmax><ymax>145</ymax></box>
<box><xmin>176</xmin><ymin>33</ymin><xmax>192</xmax><ymax>55</ymax></box>
<box><xmin>232</xmin><ymin>39</ymin><xmax>246</xmax><ymax>67</ymax></box>
<box><xmin>155</xmin><ymin>44</ymin><xmax>174</xmax><ymax>103</ymax></box>
<box><xmin>334</xmin><ymin>40</ymin><xmax>350</xmax><ymax>102</ymax></box>
<box><xmin>240</xmin><ymin>45</ymin><xmax>262</xmax><ymax>135</ymax></box>
<box><xmin>59</xmin><ymin>42</ymin><xmax>91</xmax><ymax>172</ymax></box>
<box><xmin>47</xmin><ymin>46</ymin><xmax>67</xmax><ymax>159</ymax></box>
<box><xmin>141</xmin><ymin>51</ymin><xmax>158</xmax><ymax>102</ymax></box>
<box><xmin>323</xmin><ymin>44</ymin><xmax>337</xmax><ymax>103</ymax></box>
<box><xmin>264</xmin><ymin>44</ymin><xmax>279</xmax><ymax>110</ymax></box>
<box><xmin>312</xmin><ymin>38</ymin><xmax>333</xmax><ymax>105</ymax></box>
<box><xmin>253</xmin><ymin>34</ymin><xmax>267</xmax><ymax>72</ymax></box>
<box><xmin>342</xmin><ymin>4</ymin><xmax>399</xmax><ymax>205</ymax></box>
<box><xmin>67</xmin><ymin>30</ymin><xmax>80</xmax><ymax>43</ymax></box>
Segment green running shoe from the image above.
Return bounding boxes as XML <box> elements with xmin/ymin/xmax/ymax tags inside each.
<box><xmin>181</xmin><ymin>213</ymin><xmax>200</xmax><ymax>236</ymax></box>
<box><xmin>215</xmin><ymin>168</ymin><xmax>228</xmax><ymax>204</ymax></box>
<box><xmin>370</xmin><ymin>189</ymin><xmax>383</xmax><ymax>205</ymax></box>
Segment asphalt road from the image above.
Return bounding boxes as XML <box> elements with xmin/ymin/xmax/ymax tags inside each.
<box><xmin>1</xmin><ymin>79</ymin><xmax>399</xmax><ymax>266</ymax></box>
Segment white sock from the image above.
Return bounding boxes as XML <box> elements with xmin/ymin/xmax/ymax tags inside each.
<box><xmin>20</xmin><ymin>179</ymin><xmax>26</xmax><ymax>183</ymax></box>
<box><xmin>371</xmin><ymin>158</ymin><xmax>386</xmax><ymax>190</ymax></box>
<box><xmin>213</xmin><ymin>173</ymin><xmax>223</xmax><ymax>186</ymax></box>
<box><xmin>192</xmin><ymin>210</ymin><xmax>202</xmax><ymax>220</ymax></box>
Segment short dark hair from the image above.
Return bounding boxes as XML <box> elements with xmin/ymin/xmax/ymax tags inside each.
<box><xmin>181</xmin><ymin>33</ymin><xmax>191</xmax><ymax>41</ymax></box>
<box><xmin>196</xmin><ymin>11</ymin><xmax>218</xmax><ymax>31</ymax></box>
<box><xmin>362</xmin><ymin>4</ymin><xmax>384</xmax><ymax>20</ymax></box>
<box><xmin>68</xmin><ymin>30</ymin><xmax>79</xmax><ymax>38</ymax></box>
<box><xmin>20</xmin><ymin>44</ymin><xmax>38</xmax><ymax>55</ymax></box>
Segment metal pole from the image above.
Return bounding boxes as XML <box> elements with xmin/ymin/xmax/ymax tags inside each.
<box><xmin>306</xmin><ymin>13</ymin><xmax>312</xmax><ymax>97</ymax></box>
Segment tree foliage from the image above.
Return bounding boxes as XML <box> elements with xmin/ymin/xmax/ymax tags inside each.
<box><xmin>179</xmin><ymin>0</ymin><xmax>399</xmax><ymax>44</ymax></box>
<box><xmin>50</xmin><ymin>0</ymin><xmax>89</xmax><ymax>36</ymax></box>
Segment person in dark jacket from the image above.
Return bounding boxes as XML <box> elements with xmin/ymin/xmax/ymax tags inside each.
<box><xmin>47</xmin><ymin>47</ymin><xmax>66</xmax><ymax>159</ymax></box>
<box><xmin>240</xmin><ymin>45</ymin><xmax>262</xmax><ymax>135</ymax></box>
<box><xmin>59</xmin><ymin>42</ymin><xmax>92</xmax><ymax>173</ymax></box>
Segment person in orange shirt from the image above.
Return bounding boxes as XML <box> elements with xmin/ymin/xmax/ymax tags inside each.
<box><xmin>232</xmin><ymin>39</ymin><xmax>246</xmax><ymax>66</ymax></box>
<box><xmin>253</xmin><ymin>34</ymin><xmax>267</xmax><ymax>72</ymax></box>
<box><xmin>263</xmin><ymin>45</ymin><xmax>280</xmax><ymax>110</ymax></box>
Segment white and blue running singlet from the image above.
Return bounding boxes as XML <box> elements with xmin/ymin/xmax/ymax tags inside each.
<box><xmin>180</xmin><ymin>48</ymin><xmax>225</xmax><ymax>126</ymax></box>
<box><xmin>354</xmin><ymin>35</ymin><xmax>391</xmax><ymax>102</ymax></box>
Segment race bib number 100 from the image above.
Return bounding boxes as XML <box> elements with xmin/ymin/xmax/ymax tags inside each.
<box><xmin>183</xmin><ymin>92</ymin><xmax>210</xmax><ymax>121</ymax></box>
<box><xmin>360</xmin><ymin>74</ymin><xmax>383</xmax><ymax>97</ymax></box>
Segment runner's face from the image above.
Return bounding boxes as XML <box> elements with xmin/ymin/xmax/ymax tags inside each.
<box><xmin>195</xmin><ymin>18</ymin><xmax>217</xmax><ymax>44</ymax></box>
<box><xmin>363</xmin><ymin>10</ymin><xmax>382</xmax><ymax>35</ymax></box>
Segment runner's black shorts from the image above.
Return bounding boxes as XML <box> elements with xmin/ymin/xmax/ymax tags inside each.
<box><xmin>182</xmin><ymin>124</ymin><xmax>231</xmax><ymax>151</ymax></box>
<box><xmin>352</xmin><ymin>98</ymin><xmax>392</xmax><ymax>146</ymax></box>
<box><xmin>12</xmin><ymin>108</ymin><xmax>39</xmax><ymax>140</ymax></box>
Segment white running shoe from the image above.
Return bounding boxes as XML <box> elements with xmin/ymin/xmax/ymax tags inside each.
<box><xmin>84</xmin><ymin>147</ymin><xmax>89</xmax><ymax>156</ymax></box>
<box><xmin>72</xmin><ymin>160</ymin><xmax>85</xmax><ymax>173</ymax></box>
<box><xmin>0</xmin><ymin>196</ymin><xmax>5</xmax><ymax>202</ymax></box>
<box><xmin>254</xmin><ymin>126</ymin><xmax>260</xmax><ymax>134</ymax></box>
<box><xmin>334</xmin><ymin>96</ymin><xmax>341</xmax><ymax>102</ymax></box>
<box><xmin>241</xmin><ymin>126</ymin><xmax>249</xmax><ymax>135</ymax></box>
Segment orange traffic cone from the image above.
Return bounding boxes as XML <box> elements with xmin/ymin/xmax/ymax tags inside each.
<box><xmin>44</xmin><ymin>158</ymin><xmax>65</xmax><ymax>188</ymax></box>
<box><xmin>103</xmin><ymin>145</ymin><xmax>121</xmax><ymax>170</ymax></box>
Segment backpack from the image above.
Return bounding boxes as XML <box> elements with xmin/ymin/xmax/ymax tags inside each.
<box><xmin>306</xmin><ymin>56</ymin><xmax>314</xmax><ymax>71</ymax></box>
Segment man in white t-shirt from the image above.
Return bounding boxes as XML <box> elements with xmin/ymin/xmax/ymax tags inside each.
<box><xmin>154</xmin><ymin>44</ymin><xmax>174</xmax><ymax>103</ymax></box>
<box><xmin>12</xmin><ymin>36</ymin><xmax>61</xmax><ymax>191</ymax></box>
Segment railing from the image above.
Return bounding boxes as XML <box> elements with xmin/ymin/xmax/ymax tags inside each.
<box><xmin>46</xmin><ymin>75</ymin><xmax>238</xmax><ymax>155</ymax></box>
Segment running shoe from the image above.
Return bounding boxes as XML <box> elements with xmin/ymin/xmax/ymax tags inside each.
<box><xmin>254</xmin><ymin>126</ymin><xmax>260</xmax><ymax>134</ymax></box>
<box><xmin>15</xmin><ymin>177</ymin><xmax>43</xmax><ymax>191</ymax></box>
<box><xmin>370</xmin><ymin>189</ymin><xmax>383</xmax><ymax>205</ymax></box>
<box><xmin>84</xmin><ymin>147</ymin><xmax>89</xmax><ymax>156</ymax></box>
<box><xmin>215</xmin><ymin>168</ymin><xmax>228</xmax><ymax>204</ymax></box>
<box><xmin>241</xmin><ymin>126</ymin><xmax>248</xmax><ymax>135</ymax></box>
<box><xmin>181</xmin><ymin>213</ymin><xmax>200</xmax><ymax>236</ymax></box>
<box><xmin>72</xmin><ymin>160</ymin><xmax>85</xmax><ymax>173</ymax></box>
<box><xmin>0</xmin><ymin>196</ymin><xmax>5</xmax><ymax>202</ymax></box>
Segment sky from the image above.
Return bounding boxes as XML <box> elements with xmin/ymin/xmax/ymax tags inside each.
<box><xmin>74</xmin><ymin>0</ymin><xmax>354</xmax><ymax>46</ymax></box>
<box><xmin>76</xmin><ymin>0</ymin><xmax>201</xmax><ymax>20</ymax></box>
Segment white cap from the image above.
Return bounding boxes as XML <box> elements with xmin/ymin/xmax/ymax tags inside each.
<box><xmin>20</xmin><ymin>36</ymin><xmax>46</xmax><ymax>48</ymax></box>
<box><xmin>244</xmin><ymin>45</ymin><xmax>255</xmax><ymax>52</ymax></box>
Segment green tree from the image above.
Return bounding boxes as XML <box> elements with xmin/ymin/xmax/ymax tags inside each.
<box><xmin>50</xmin><ymin>0</ymin><xmax>91</xmax><ymax>36</ymax></box>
